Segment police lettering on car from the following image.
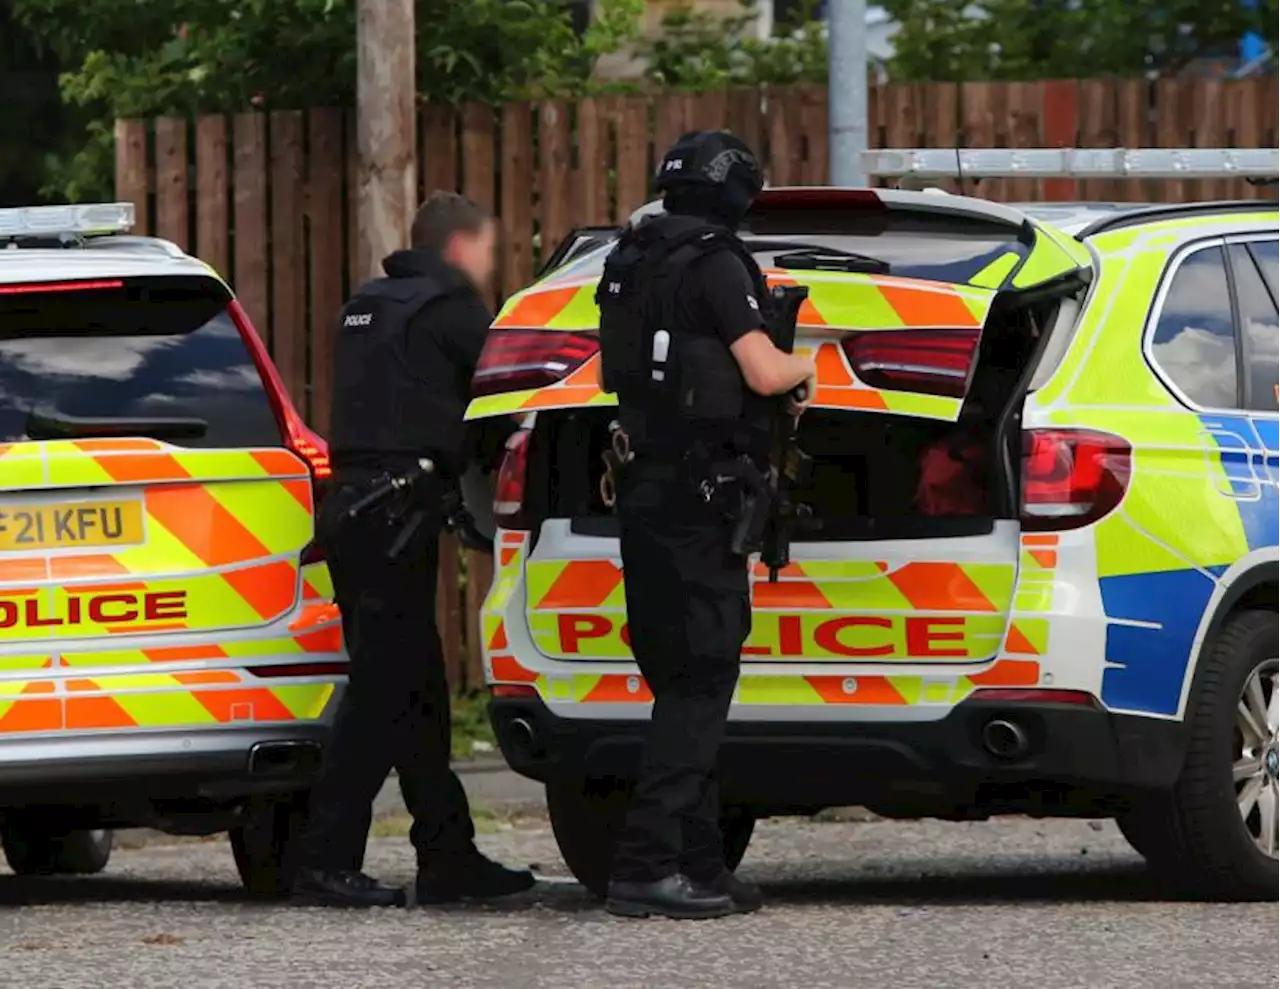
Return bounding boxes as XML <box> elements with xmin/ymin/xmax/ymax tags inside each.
<box><xmin>595</xmin><ymin>131</ymin><xmax>817</xmax><ymax>920</ymax></box>
<box><xmin>290</xmin><ymin>192</ymin><xmax>533</xmax><ymax>909</ymax></box>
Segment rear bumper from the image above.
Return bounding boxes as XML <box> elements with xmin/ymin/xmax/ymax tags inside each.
<box><xmin>490</xmin><ymin>694</ymin><xmax>1189</xmax><ymax>810</ymax></box>
<box><xmin>0</xmin><ymin>724</ymin><xmax>328</xmax><ymax>810</ymax></box>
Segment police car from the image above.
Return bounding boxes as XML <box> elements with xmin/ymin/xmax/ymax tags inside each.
<box><xmin>462</xmin><ymin>148</ymin><xmax>1280</xmax><ymax>901</ymax></box>
<box><xmin>0</xmin><ymin>204</ymin><xmax>340</xmax><ymax>894</ymax></box>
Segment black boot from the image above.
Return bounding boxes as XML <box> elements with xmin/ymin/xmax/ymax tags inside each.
<box><xmin>415</xmin><ymin>849</ymin><xmax>536</xmax><ymax>904</ymax></box>
<box><xmin>291</xmin><ymin>868</ymin><xmax>407</xmax><ymax>908</ymax></box>
<box><xmin>605</xmin><ymin>873</ymin><xmax>736</xmax><ymax>920</ymax></box>
<box><xmin>701</xmin><ymin>870</ymin><xmax>763</xmax><ymax>914</ymax></box>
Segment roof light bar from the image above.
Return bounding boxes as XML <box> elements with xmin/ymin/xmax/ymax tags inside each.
<box><xmin>862</xmin><ymin>148</ymin><xmax>1280</xmax><ymax>181</ymax></box>
<box><xmin>0</xmin><ymin>203</ymin><xmax>136</xmax><ymax>239</ymax></box>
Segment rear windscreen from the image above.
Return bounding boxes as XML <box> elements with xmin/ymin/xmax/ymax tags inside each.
<box><xmin>0</xmin><ymin>275</ymin><xmax>282</xmax><ymax>448</ymax></box>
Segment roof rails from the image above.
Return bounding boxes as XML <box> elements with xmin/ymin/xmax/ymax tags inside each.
<box><xmin>0</xmin><ymin>203</ymin><xmax>136</xmax><ymax>243</ymax></box>
<box><xmin>862</xmin><ymin>148</ymin><xmax>1279</xmax><ymax>181</ymax></box>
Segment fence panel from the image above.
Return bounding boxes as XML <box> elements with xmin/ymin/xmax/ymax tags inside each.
<box><xmin>195</xmin><ymin>116</ymin><xmax>230</xmax><ymax>278</ymax></box>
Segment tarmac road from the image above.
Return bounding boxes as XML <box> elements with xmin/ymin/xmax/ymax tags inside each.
<box><xmin>0</xmin><ymin>813</ymin><xmax>1274</xmax><ymax>989</ymax></box>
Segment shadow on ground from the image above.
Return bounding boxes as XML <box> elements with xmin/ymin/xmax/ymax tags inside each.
<box><xmin>0</xmin><ymin>856</ymin><xmax>1216</xmax><ymax>911</ymax></box>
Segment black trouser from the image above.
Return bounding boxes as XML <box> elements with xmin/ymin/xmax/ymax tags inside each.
<box><xmin>295</xmin><ymin>476</ymin><xmax>475</xmax><ymax>872</ymax></box>
<box><xmin>609</xmin><ymin>459</ymin><xmax>751</xmax><ymax>884</ymax></box>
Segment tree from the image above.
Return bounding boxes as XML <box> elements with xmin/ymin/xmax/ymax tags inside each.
<box><xmin>880</xmin><ymin>0</ymin><xmax>1279</xmax><ymax>81</ymax></box>
<box><xmin>12</xmin><ymin>0</ymin><xmax>644</xmax><ymax>201</ymax></box>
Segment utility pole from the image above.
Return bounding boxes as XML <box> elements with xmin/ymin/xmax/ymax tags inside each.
<box><xmin>827</xmin><ymin>0</ymin><xmax>868</xmax><ymax>186</ymax></box>
<box><xmin>356</xmin><ymin>0</ymin><xmax>416</xmax><ymax>283</ymax></box>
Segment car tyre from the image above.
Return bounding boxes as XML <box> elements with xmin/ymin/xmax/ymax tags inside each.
<box><xmin>2</xmin><ymin>825</ymin><xmax>113</xmax><ymax>876</ymax></box>
<box><xmin>545</xmin><ymin>776</ymin><xmax>755</xmax><ymax>899</ymax></box>
<box><xmin>1118</xmin><ymin>609</ymin><xmax>1278</xmax><ymax>901</ymax></box>
<box><xmin>230</xmin><ymin>793</ymin><xmax>310</xmax><ymax>898</ymax></box>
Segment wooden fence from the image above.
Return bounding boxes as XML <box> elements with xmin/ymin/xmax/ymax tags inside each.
<box><xmin>113</xmin><ymin>76</ymin><xmax>1278</xmax><ymax>691</ymax></box>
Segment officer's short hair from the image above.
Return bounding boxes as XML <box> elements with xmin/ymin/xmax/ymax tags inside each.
<box><xmin>411</xmin><ymin>191</ymin><xmax>490</xmax><ymax>254</ymax></box>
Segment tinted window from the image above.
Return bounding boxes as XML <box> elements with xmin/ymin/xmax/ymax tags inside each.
<box><xmin>1248</xmin><ymin>238</ymin><xmax>1279</xmax><ymax>302</ymax></box>
<box><xmin>1230</xmin><ymin>242</ymin><xmax>1279</xmax><ymax>413</ymax></box>
<box><xmin>0</xmin><ymin>276</ymin><xmax>282</xmax><ymax>447</ymax></box>
<box><xmin>1151</xmin><ymin>245</ymin><xmax>1239</xmax><ymax>409</ymax></box>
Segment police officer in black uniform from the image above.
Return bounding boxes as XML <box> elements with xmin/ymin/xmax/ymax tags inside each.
<box><xmin>596</xmin><ymin>133</ymin><xmax>816</xmax><ymax>920</ymax></box>
<box><xmin>291</xmin><ymin>192</ymin><xmax>534</xmax><ymax>908</ymax></box>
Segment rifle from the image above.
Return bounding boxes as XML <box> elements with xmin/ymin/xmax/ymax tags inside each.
<box><xmin>759</xmin><ymin>283</ymin><xmax>815</xmax><ymax>582</ymax></box>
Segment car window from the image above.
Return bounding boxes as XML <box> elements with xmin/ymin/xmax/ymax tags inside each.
<box><xmin>1248</xmin><ymin>238</ymin><xmax>1278</xmax><ymax>301</ymax></box>
<box><xmin>1229</xmin><ymin>242</ymin><xmax>1279</xmax><ymax>414</ymax></box>
<box><xmin>1150</xmin><ymin>244</ymin><xmax>1239</xmax><ymax>410</ymax></box>
<box><xmin>0</xmin><ymin>276</ymin><xmax>282</xmax><ymax>448</ymax></box>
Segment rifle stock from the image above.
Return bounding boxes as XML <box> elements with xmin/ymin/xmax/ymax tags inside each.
<box><xmin>761</xmin><ymin>285</ymin><xmax>815</xmax><ymax>582</ymax></box>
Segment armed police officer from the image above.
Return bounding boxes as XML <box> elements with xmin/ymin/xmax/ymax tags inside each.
<box><xmin>291</xmin><ymin>192</ymin><xmax>534</xmax><ymax>908</ymax></box>
<box><xmin>595</xmin><ymin>132</ymin><xmax>816</xmax><ymax>920</ymax></box>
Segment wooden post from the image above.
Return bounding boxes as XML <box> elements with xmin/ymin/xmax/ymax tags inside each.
<box><xmin>355</xmin><ymin>0</ymin><xmax>416</xmax><ymax>283</ymax></box>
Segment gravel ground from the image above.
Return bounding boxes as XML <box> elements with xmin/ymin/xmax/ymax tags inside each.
<box><xmin>0</xmin><ymin>816</ymin><xmax>1274</xmax><ymax>989</ymax></box>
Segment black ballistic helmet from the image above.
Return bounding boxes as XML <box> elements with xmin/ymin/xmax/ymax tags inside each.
<box><xmin>653</xmin><ymin>130</ymin><xmax>764</xmax><ymax>224</ymax></box>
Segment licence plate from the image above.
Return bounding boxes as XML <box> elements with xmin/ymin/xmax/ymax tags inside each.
<box><xmin>0</xmin><ymin>500</ymin><xmax>145</xmax><ymax>551</ymax></box>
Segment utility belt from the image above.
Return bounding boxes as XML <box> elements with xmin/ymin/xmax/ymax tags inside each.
<box><xmin>599</xmin><ymin>422</ymin><xmax>774</xmax><ymax>558</ymax></box>
<box><xmin>326</xmin><ymin>459</ymin><xmax>471</xmax><ymax>560</ymax></box>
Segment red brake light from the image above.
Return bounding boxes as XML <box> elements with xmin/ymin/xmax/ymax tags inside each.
<box><xmin>840</xmin><ymin>329</ymin><xmax>980</xmax><ymax>399</ymax></box>
<box><xmin>493</xmin><ymin>429</ymin><xmax>532</xmax><ymax>531</ymax></box>
<box><xmin>472</xmin><ymin>329</ymin><xmax>599</xmax><ymax>397</ymax></box>
<box><xmin>490</xmin><ymin>683</ymin><xmax>539</xmax><ymax>699</ymax></box>
<box><xmin>227</xmin><ymin>300</ymin><xmax>332</xmax><ymax>562</ymax></box>
<box><xmin>1020</xmin><ymin>428</ymin><xmax>1130</xmax><ymax>532</ymax></box>
<box><xmin>0</xmin><ymin>279</ymin><xmax>124</xmax><ymax>295</ymax></box>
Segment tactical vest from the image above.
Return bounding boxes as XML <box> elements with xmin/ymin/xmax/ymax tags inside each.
<box><xmin>327</xmin><ymin>273</ymin><xmax>451</xmax><ymax>469</ymax></box>
<box><xmin>596</xmin><ymin>214</ymin><xmax>772</xmax><ymax>458</ymax></box>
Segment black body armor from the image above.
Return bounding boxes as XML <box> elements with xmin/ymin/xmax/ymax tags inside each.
<box><xmin>328</xmin><ymin>273</ymin><xmax>451</xmax><ymax>470</ymax></box>
<box><xmin>596</xmin><ymin>213</ymin><xmax>772</xmax><ymax>459</ymax></box>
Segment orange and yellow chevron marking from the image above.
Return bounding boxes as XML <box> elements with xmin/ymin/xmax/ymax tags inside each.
<box><xmin>494</xmin><ymin>271</ymin><xmax>993</xmax><ymax>334</ymax></box>
<box><xmin>61</xmin><ymin>682</ymin><xmax>335</xmax><ymax>732</ymax></box>
<box><xmin>499</xmin><ymin>531</ymin><xmax>528</xmax><ymax>569</ymax></box>
<box><xmin>527</xmin><ymin>558</ymin><xmax>1015</xmax><ymax>614</ymax></box>
<box><xmin>1014</xmin><ymin>533</ymin><xmax>1059</xmax><ymax>613</ymax></box>
<box><xmin>301</xmin><ymin>562</ymin><xmax>335</xmax><ymax>601</ymax></box>
<box><xmin>505</xmin><ymin>654</ymin><xmax>1045</xmax><ymax>708</ymax></box>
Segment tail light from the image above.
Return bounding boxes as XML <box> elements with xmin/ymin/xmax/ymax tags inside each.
<box><xmin>840</xmin><ymin>328</ymin><xmax>980</xmax><ymax>399</ymax></box>
<box><xmin>472</xmin><ymin>329</ymin><xmax>599</xmax><ymax>397</ymax></box>
<box><xmin>493</xmin><ymin>429</ymin><xmax>532</xmax><ymax>531</ymax></box>
<box><xmin>228</xmin><ymin>300</ymin><xmax>332</xmax><ymax>562</ymax></box>
<box><xmin>1021</xmin><ymin>428</ymin><xmax>1130</xmax><ymax>531</ymax></box>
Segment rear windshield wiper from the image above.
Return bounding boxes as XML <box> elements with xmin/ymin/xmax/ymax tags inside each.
<box><xmin>770</xmin><ymin>248</ymin><xmax>891</xmax><ymax>274</ymax></box>
<box><xmin>24</xmin><ymin>409</ymin><xmax>209</xmax><ymax>441</ymax></box>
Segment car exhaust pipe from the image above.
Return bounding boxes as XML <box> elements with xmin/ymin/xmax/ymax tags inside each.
<box><xmin>247</xmin><ymin>740</ymin><xmax>323</xmax><ymax>777</ymax></box>
<box><xmin>506</xmin><ymin>717</ymin><xmax>538</xmax><ymax>758</ymax></box>
<box><xmin>980</xmin><ymin>718</ymin><xmax>1030</xmax><ymax>760</ymax></box>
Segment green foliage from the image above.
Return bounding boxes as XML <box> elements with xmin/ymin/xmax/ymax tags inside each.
<box><xmin>13</xmin><ymin>0</ymin><xmax>646</xmax><ymax>201</ymax></box>
<box><xmin>450</xmin><ymin>690</ymin><xmax>497</xmax><ymax>760</ymax></box>
<box><xmin>881</xmin><ymin>0</ymin><xmax>1279</xmax><ymax>81</ymax></box>
<box><xmin>640</xmin><ymin>0</ymin><xmax>827</xmax><ymax>88</ymax></box>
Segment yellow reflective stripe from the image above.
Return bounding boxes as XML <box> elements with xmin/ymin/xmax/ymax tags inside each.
<box><xmin>878</xmin><ymin>391</ymin><xmax>963</xmax><ymax>421</ymax></box>
<box><xmin>1012</xmin><ymin>232</ymin><xmax>1081</xmax><ymax>289</ymax></box>
<box><xmin>207</xmin><ymin>480</ymin><xmax>312</xmax><ymax>555</ymax></box>
<box><xmin>45</xmin><ymin>452</ymin><xmax>115</xmax><ymax>487</ymax></box>
<box><xmin>272</xmin><ymin>683</ymin><xmax>335</xmax><ymax>719</ymax></box>
<box><xmin>805</xmin><ymin>279</ymin><xmax>906</xmax><ymax>327</ymax></box>
<box><xmin>301</xmin><ymin>562</ymin><xmax>334</xmax><ymax>599</ymax></box>
<box><xmin>0</xmin><ymin>445</ymin><xmax>47</xmax><ymax>490</ymax></box>
<box><xmin>544</xmin><ymin>285</ymin><xmax>600</xmax><ymax>330</ymax></box>
<box><xmin>113</xmin><ymin>691</ymin><xmax>219</xmax><ymax>727</ymax></box>
<box><xmin>0</xmin><ymin>655</ymin><xmax>52</xmax><ymax>671</ymax></box>
<box><xmin>220</xmin><ymin>637</ymin><xmax>307</xmax><ymax>657</ymax></box>
<box><xmin>61</xmin><ymin>650</ymin><xmax>151</xmax><ymax>667</ymax></box>
<box><xmin>111</xmin><ymin>511</ymin><xmax>207</xmax><ymax>573</ymax></box>
<box><xmin>736</xmin><ymin>676</ymin><xmax>824</xmax><ymax>704</ymax></box>
<box><xmin>969</xmin><ymin>251</ymin><xmax>1022</xmax><ymax>289</ymax></box>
